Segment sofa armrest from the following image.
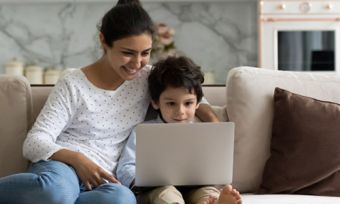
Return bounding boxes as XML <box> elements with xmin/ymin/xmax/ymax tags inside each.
<box><xmin>0</xmin><ymin>75</ymin><xmax>32</xmax><ymax>177</ymax></box>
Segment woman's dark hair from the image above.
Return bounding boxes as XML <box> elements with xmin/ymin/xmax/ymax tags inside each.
<box><xmin>99</xmin><ymin>0</ymin><xmax>155</xmax><ymax>47</ymax></box>
<box><xmin>148</xmin><ymin>56</ymin><xmax>204</xmax><ymax>103</ymax></box>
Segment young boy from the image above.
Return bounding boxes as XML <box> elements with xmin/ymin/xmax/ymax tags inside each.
<box><xmin>117</xmin><ymin>56</ymin><xmax>242</xmax><ymax>204</ymax></box>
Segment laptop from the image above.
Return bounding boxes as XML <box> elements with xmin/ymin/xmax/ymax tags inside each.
<box><xmin>135</xmin><ymin>122</ymin><xmax>235</xmax><ymax>187</ymax></box>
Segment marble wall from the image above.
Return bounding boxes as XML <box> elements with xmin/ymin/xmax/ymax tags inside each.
<box><xmin>0</xmin><ymin>1</ymin><xmax>257</xmax><ymax>84</ymax></box>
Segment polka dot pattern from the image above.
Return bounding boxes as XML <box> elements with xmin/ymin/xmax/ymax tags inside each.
<box><xmin>23</xmin><ymin>66</ymin><xmax>152</xmax><ymax>174</ymax></box>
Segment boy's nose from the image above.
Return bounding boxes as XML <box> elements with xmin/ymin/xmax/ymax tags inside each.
<box><xmin>176</xmin><ymin>105</ymin><xmax>185</xmax><ymax>115</ymax></box>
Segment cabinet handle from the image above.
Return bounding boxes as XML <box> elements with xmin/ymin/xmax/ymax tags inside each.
<box><xmin>278</xmin><ymin>3</ymin><xmax>286</xmax><ymax>11</ymax></box>
<box><xmin>260</xmin><ymin>17</ymin><xmax>340</xmax><ymax>22</ymax></box>
<box><xmin>325</xmin><ymin>4</ymin><xmax>333</xmax><ymax>11</ymax></box>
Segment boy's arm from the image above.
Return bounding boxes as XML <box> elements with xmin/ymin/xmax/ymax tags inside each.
<box><xmin>116</xmin><ymin>130</ymin><xmax>136</xmax><ymax>188</ymax></box>
<box><xmin>196</xmin><ymin>103</ymin><xmax>219</xmax><ymax>122</ymax></box>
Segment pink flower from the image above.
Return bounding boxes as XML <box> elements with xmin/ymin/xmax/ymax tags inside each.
<box><xmin>157</xmin><ymin>23</ymin><xmax>175</xmax><ymax>46</ymax></box>
<box><xmin>151</xmin><ymin>22</ymin><xmax>177</xmax><ymax>62</ymax></box>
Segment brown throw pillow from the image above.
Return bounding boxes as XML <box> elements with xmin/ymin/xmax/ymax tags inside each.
<box><xmin>258</xmin><ymin>87</ymin><xmax>340</xmax><ymax>196</ymax></box>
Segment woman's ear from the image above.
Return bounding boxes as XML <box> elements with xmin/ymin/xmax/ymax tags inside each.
<box><xmin>99</xmin><ymin>32</ymin><xmax>107</xmax><ymax>51</ymax></box>
<box><xmin>151</xmin><ymin>100</ymin><xmax>160</xmax><ymax>110</ymax></box>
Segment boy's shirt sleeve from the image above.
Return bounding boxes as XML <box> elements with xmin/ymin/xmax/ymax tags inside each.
<box><xmin>116</xmin><ymin>129</ymin><xmax>136</xmax><ymax>188</ymax></box>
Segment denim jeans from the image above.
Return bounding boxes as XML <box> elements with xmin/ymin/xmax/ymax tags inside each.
<box><xmin>0</xmin><ymin>160</ymin><xmax>136</xmax><ymax>204</ymax></box>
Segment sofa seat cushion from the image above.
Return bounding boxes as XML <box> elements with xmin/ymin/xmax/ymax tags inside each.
<box><xmin>242</xmin><ymin>194</ymin><xmax>340</xmax><ymax>204</ymax></box>
<box><xmin>0</xmin><ymin>75</ymin><xmax>31</xmax><ymax>177</ymax></box>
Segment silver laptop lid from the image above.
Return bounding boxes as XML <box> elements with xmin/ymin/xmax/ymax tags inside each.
<box><xmin>135</xmin><ymin>122</ymin><xmax>234</xmax><ymax>187</ymax></box>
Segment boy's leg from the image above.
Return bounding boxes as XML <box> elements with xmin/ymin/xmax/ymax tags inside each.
<box><xmin>146</xmin><ymin>185</ymin><xmax>185</xmax><ymax>204</ymax></box>
<box><xmin>185</xmin><ymin>186</ymin><xmax>220</xmax><ymax>204</ymax></box>
<box><xmin>0</xmin><ymin>160</ymin><xmax>80</xmax><ymax>204</ymax></box>
<box><xmin>76</xmin><ymin>183</ymin><xmax>136</xmax><ymax>204</ymax></box>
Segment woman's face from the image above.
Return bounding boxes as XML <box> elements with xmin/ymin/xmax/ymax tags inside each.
<box><xmin>102</xmin><ymin>33</ymin><xmax>152</xmax><ymax>80</ymax></box>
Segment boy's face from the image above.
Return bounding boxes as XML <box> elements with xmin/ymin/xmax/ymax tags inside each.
<box><xmin>152</xmin><ymin>86</ymin><xmax>199</xmax><ymax>123</ymax></box>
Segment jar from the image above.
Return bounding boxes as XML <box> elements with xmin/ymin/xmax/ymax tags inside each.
<box><xmin>44</xmin><ymin>69</ymin><xmax>61</xmax><ymax>84</ymax></box>
<box><xmin>4</xmin><ymin>58</ymin><xmax>24</xmax><ymax>76</ymax></box>
<box><xmin>203</xmin><ymin>71</ymin><xmax>215</xmax><ymax>84</ymax></box>
<box><xmin>25</xmin><ymin>65</ymin><xmax>43</xmax><ymax>84</ymax></box>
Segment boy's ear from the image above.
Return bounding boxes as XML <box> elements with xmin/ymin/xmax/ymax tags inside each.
<box><xmin>151</xmin><ymin>100</ymin><xmax>160</xmax><ymax>110</ymax></box>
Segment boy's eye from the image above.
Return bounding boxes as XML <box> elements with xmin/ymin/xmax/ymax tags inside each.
<box><xmin>185</xmin><ymin>101</ymin><xmax>194</xmax><ymax>106</ymax></box>
<box><xmin>166</xmin><ymin>102</ymin><xmax>176</xmax><ymax>106</ymax></box>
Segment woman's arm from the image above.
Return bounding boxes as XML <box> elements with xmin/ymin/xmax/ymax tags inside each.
<box><xmin>195</xmin><ymin>103</ymin><xmax>219</xmax><ymax>122</ymax></box>
<box><xmin>23</xmin><ymin>76</ymin><xmax>119</xmax><ymax>190</ymax></box>
<box><xmin>23</xmin><ymin>78</ymin><xmax>73</xmax><ymax>162</ymax></box>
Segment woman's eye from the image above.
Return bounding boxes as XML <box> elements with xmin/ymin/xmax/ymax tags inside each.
<box><xmin>122</xmin><ymin>52</ymin><xmax>133</xmax><ymax>56</ymax></box>
<box><xmin>142</xmin><ymin>52</ymin><xmax>150</xmax><ymax>57</ymax></box>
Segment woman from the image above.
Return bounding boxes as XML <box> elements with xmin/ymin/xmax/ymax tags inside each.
<box><xmin>0</xmin><ymin>0</ymin><xmax>218</xmax><ymax>204</ymax></box>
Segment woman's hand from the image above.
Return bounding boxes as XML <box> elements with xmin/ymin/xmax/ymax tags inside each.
<box><xmin>73</xmin><ymin>153</ymin><xmax>120</xmax><ymax>190</ymax></box>
<box><xmin>50</xmin><ymin>149</ymin><xmax>120</xmax><ymax>190</ymax></box>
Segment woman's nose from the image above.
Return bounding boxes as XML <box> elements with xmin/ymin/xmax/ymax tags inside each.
<box><xmin>130</xmin><ymin>55</ymin><xmax>142</xmax><ymax>69</ymax></box>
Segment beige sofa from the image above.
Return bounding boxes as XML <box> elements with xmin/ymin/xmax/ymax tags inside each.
<box><xmin>1</xmin><ymin>67</ymin><xmax>340</xmax><ymax>203</ymax></box>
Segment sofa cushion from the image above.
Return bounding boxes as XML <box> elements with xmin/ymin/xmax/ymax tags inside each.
<box><xmin>259</xmin><ymin>87</ymin><xmax>340</xmax><ymax>196</ymax></box>
<box><xmin>0</xmin><ymin>75</ymin><xmax>31</xmax><ymax>177</ymax></box>
<box><xmin>211</xmin><ymin>105</ymin><xmax>228</xmax><ymax>122</ymax></box>
<box><xmin>242</xmin><ymin>194</ymin><xmax>340</xmax><ymax>204</ymax></box>
<box><xmin>226</xmin><ymin>67</ymin><xmax>340</xmax><ymax>192</ymax></box>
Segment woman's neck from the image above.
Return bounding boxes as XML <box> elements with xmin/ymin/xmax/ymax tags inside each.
<box><xmin>82</xmin><ymin>57</ymin><xmax>124</xmax><ymax>91</ymax></box>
